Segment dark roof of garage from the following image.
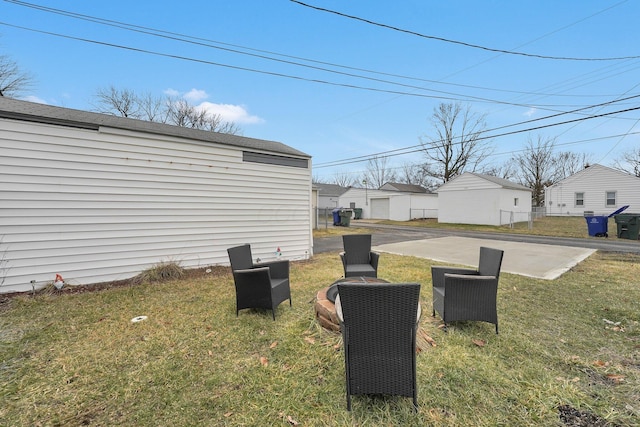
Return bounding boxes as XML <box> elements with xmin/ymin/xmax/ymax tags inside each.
<box><xmin>0</xmin><ymin>97</ymin><xmax>309</xmax><ymax>158</ymax></box>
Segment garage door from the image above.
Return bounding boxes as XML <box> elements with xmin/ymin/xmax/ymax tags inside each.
<box><xmin>370</xmin><ymin>198</ymin><xmax>390</xmax><ymax>219</ymax></box>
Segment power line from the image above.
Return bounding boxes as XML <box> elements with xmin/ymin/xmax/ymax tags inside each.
<box><xmin>3</xmin><ymin>0</ymin><xmax>633</xmax><ymax>103</ymax></box>
<box><xmin>0</xmin><ymin>21</ymin><xmax>471</xmax><ymax>103</ymax></box>
<box><xmin>290</xmin><ymin>0</ymin><xmax>639</xmax><ymax>61</ymax></box>
<box><xmin>314</xmin><ymin>131</ymin><xmax>640</xmax><ymax>179</ymax></box>
<box><xmin>315</xmin><ymin>106</ymin><xmax>640</xmax><ymax>168</ymax></box>
<box><xmin>7</xmin><ymin>20</ymin><xmax>632</xmax><ymax>112</ymax></box>
<box><xmin>4</xmin><ymin>2</ymin><xmax>638</xmax><ymax>171</ymax></box>
<box><xmin>314</xmin><ymin>96</ymin><xmax>640</xmax><ymax>167</ymax></box>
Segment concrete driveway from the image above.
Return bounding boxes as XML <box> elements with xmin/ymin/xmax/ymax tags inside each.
<box><xmin>373</xmin><ymin>236</ymin><xmax>596</xmax><ymax>280</ymax></box>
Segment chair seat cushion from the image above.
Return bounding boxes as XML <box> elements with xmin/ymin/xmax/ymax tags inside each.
<box><xmin>270</xmin><ymin>277</ymin><xmax>289</xmax><ymax>289</ymax></box>
<box><xmin>345</xmin><ymin>264</ymin><xmax>377</xmax><ymax>277</ymax></box>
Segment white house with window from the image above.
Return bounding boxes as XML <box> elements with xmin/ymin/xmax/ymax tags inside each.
<box><xmin>544</xmin><ymin>164</ymin><xmax>640</xmax><ymax>216</ymax></box>
<box><xmin>436</xmin><ymin>173</ymin><xmax>532</xmax><ymax>226</ymax></box>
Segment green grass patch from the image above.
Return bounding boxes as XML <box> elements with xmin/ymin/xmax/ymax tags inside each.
<box><xmin>380</xmin><ymin>215</ymin><xmax>631</xmax><ymax>240</ymax></box>
<box><xmin>1</xmin><ymin>252</ymin><xmax>639</xmax><ymax>426</ymax></box>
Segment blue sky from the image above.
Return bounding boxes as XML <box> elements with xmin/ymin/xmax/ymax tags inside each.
<box><xmin>2</xmin><ymin>0</ymin><xmax>639</xmax><ymax>182</ymax></box>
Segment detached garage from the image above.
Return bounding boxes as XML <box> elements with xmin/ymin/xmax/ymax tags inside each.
<box><xmin>436</xmin><ymin>173</ymin><xmax>532</xmax><ymax>226</ymax></box>
<box><xmin>338</xmin><ymin>188</ymin><xmax>438</xmax><ymax>221</ymax></box>
<box><xmin>0</xmin><ymin>98</ymin><xmax>312</xmax><ymax>293</ymax></box>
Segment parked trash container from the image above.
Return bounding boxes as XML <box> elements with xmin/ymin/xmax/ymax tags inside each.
<box><xmin>585</xmin><ymin>215</ymin><xmax>608</xmax><ymax>237</ymax></box>
<box><xmin>332</xmin><ymin>208</ymin><xmax>341</xmax><ymax>226</ymax></box>
<box><xmin>614</xmin><ymin>212</ymin><xmax>640</xmax><ymax>240</ymax></box>
<box><xmin>353</xmin><ymin>208</ymin><xmax>363</xmax><ymax>220</ymax></box>
<box><xmin>339</xmin><ymin>209</ymin><xmax>353</xmax><ymax>227</ymax></box>
<box><xmin>584</xmin><ymin>205</ymin><xmax>629</xmax><ymax>237</ymax></box>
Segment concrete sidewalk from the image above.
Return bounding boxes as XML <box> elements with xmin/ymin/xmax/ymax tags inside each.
<box><xmin>373</xmin><ymin>236</ymin><xmax>596</xmax><ymax>280</ymax></box>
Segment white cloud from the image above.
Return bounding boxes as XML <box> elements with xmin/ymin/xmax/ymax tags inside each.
<box><xmin>184</xmin><ymin>88</ymin><xmax>209</xmax><ymax>102</ymax></box>
<box><xmin>524</xmin><ymin>107</ymin><xmax>537</xmax><ymax>117</ymax></box>
<box><xmin>163</xmin><ymin>88</ymin><xmax>180</xmax><ymax>97</ymax></box>
<box><xmin>22</xmin><ymin>95</ymin><xmax>47</xmax><ymax>104</ymax></box>
<box><xmin>196</xmin><ymin>101</ymin><xmax>264</xmax><ymax>125</ymax></box>
<box><xmin>162</xmin><ymin>88</ymin><xmax>264</xmax><ymax>124</ymax></box>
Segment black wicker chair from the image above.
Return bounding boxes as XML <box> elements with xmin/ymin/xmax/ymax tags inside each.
<box><xmin>431</xmin><ymin>246</ymin><xmax>504</xmax><ymax>333</ymax></box>
<box><xmin>227</xmin><ymin>244</ymin><xmax>291</xmax><ymax>320</ymax></box>
<box><xmin>339</xmin><ymin>234</ymin><xmax>379</xmax><ymax>278</ymax></box>
<box><xmin>337</xmin><ymin>282</ymin><xmax>421</xmax><ymax>411</ymax></box>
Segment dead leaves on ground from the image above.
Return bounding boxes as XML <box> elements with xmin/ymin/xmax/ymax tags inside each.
<box><xmin>279</xmin><ymin>412</ymin><xmax>299</xmax><ymax>425</ymax></box>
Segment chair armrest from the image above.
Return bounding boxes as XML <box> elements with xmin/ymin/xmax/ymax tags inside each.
<box><xmin>370</xmin><ymin>251</ymin><xmax>380</xmax><ymax>270</ymax></box>
<box><xmin>431</xmin><ymin>266</ymin><xmax>477</xmax><ymax>288</ymax></box>
<box><xmin>339</xmin><ymin>252</ymin><xmax>347</xmax><ymax>270</ymax></box>
<box><xmin>443</xmin><ymin>273</ymin><xmax>498</xmax><ymax>299</ymax></box>
<box><xmin>255</xmin><ymin>259</ymin><xmax>289</xmax><ymax>280</ymax></box>
<box><xmin>233</xmin><ymin>266</ymin><xmax>271</xmax><ymax>283</ymax></box>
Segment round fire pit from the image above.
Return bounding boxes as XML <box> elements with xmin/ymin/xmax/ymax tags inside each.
<box><xmin>314</xmin><ymin>277</ymin><xmax>389</xmax><ymax>332</ymax></box>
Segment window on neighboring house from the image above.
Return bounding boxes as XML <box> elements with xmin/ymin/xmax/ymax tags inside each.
<box><xmin>575</xmin><ymin>192</ymin><xmax>584</xmax><ymax>207</ymax></box>
<box><xmin>606</xmin><ymin>191</ymin><xmax>616</xmax><ymax>207</ymax></box>
<box><xmin>514</xmin><ymin>198</ymin><xmax>519</xmax><ymax>207</ymax></box>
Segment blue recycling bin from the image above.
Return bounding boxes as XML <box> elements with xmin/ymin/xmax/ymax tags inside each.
<box><xmin>584</xmin><ymin>205</ymin><xmax>629</xmax><ymax>237</ymax></box>
<box><xmin>585</xmin><ymin>216</ymin><xmax>608</xmax><ymax>237</ymax></box>
<box><xmin>332</xmin><ymin>208</ymin><xmax>341</xmax><ymax>226</ymax></box>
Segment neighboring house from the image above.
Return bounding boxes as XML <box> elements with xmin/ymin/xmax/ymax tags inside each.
<box><xmin>0</xmin><ymin>98</ymin><xmax>312</xmax><ymax>293</ymax></box>
<box><xmin>436</xmin><ymin>173</ymin><xmax>532</xmax><ymax>226</ymax></box>
<box><xmin>338</xmin><ymin>188</ymin><xmax>438</xmax><ymax>221</ymax></box>
<box><xmin>315</xmin><ymin>183</ymin><xmax>350</xmax><ymax>208</ymax></box>
<box><xmin>544</xmin><ymin>164</ymin><xmax>640</xmax><ymax>216</ymax></box>
<box><xmin>379</xmin><ymin>182</ymin><xmax>429</xmax><ymax>193</ymax></box>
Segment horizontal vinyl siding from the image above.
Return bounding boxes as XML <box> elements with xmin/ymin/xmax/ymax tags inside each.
<box><xmin>438</xmin><ymin>174</ymin><xmax>500</xmax><ymax>192</ymax></box>
<box><xmin>438</xmin><ymin>189</ymin><xmax>501</xmax><ymax>225</ymax></box>
<box><xmin>545</xmin><ymin>165</ymin><xmax>640</xmax><ymax>215</ymax></box>
<box><xmin>1</xmin><ymin>120</ymin><xmax>311</xmax><ymax>292</ymax></box>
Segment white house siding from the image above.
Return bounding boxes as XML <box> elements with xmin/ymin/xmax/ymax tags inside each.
<box><xmin>438</xmin><ymin>189</ymin><xmax>501</xmax><ymax>225</ymax></box>
<box><xmin>407</xmin><ymin>193</ymin><xmax>438</xmax><ymax>219</ymax></box>
<box><xmin>338</xmin><ymin>189</ymin><xmax>438</xmax><ymax>221</ymax></box>
<box><xmin>337</xmin><ymin>188</ymin><xmax>368</xmax><ymax>217</ymax></box>
<box><xmin>437</xmin><ymin>173</ymin><xmax>531</xmax><ymax>226</ymax></box>
<box><xmin>545</xmin><ymin>164</ymin><xmax>640</xmax><ymax>216</ymax></box>
<box><xmin>0</xmin><ymin>110</ymin><xmax>311</xmax><ymax>293</ymax></box>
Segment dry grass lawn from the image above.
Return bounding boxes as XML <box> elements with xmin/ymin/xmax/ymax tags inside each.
<box><xmin>1</xmin><ymin>217</ymin><xmax>639</xmax><ymax>425</ymax></box>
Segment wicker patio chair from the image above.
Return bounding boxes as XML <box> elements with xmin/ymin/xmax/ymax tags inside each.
<box><xmin>339</xmin><ymin>234</ymin><xmax>379</xmax><ymax>278</ymax></box>
<box><xmin>337</xmin><ymin>282</ymin><xmax>421</xmax><ymax>411</ymax></box>
<box><xmin>431</xmin><ymin>246</ymin><xmax>504</xmax><ymax>333</ymax></box>
<box><xmin>227</xmin><ymin>244</ymin><xmax>291</xmax><ymax>320</ymax></box>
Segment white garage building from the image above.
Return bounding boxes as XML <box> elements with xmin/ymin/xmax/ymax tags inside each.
<box><xmin>0</xmin><ymin>98</ymin><xmax>312</xmax><ymax>293</ymax></box>
<box><xmin>436</xmin><ymin>173</ymin><xmax>532</xmax><ymax>226</ymax></box>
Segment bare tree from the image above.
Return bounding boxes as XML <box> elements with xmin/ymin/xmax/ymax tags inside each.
<box><xmin>420</xmin><ymin>102</ymin><xmax>491</xmax><ymax>184</ymax></box>
<box><xmin>166</xmin><ymin>98</ymin><xmax>202</xmax><ymax>128</ymax></box>
<box><xmin>613</xmin><ymin>147</ymin><xmax>640</xmax><ymax>177</ymax></box>
<box><xmin>138</xmin><ymin>92</ymin><xmax>169</xmax><ymax>123</ymax></box>
<box><xmin>312</xmin><ymin>174</ymin><xmax>328</xmax><ymax>184</ymax></box>
<box><xmin>92</xmin><ymin>86</ymin><xmax>242</xmax><ymax>135</ymax></box>
<box><xmin>93</xmin><ymin>86</ymin><xmax>140</xmax><ymax>118</ymax></box>
<box><xmin>331</xmin><ymin>170</ymin><xmax>355</xmax><ymax>187</ymax></box>
<box><xmin>512</xmin><ymin>135</ymin><xmax>559</xmax><ymax>207</ymax></box>
<box><xmin>362</xmin><ymin>156</ymin><xmax>396</xmax><ymax>189</ymax></box>
<box><xmin>397</xmin><ymin>162</ymin><xmax>436</xmax><ymax>189</ymax></box>
<box><xmin>0</xmin><ymin>54</ymin><xmax>34</xmax><ymax>97</ymax></box>
<box><xmin>482</xmin><ymin>162</ymin><xmax>517</xmax><ymax>181</ymax></box>
<box><xmin>554</xmin><ymin>151</ymin><xmax>591</xmax><ymax>180</ymax></box>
